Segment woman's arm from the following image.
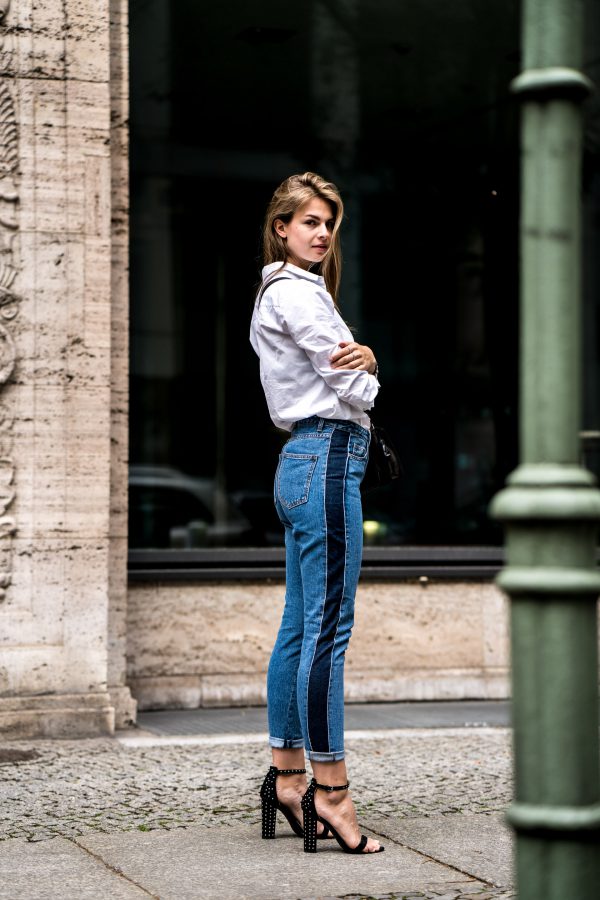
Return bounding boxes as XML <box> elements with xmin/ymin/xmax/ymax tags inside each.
<box><xmin>275</xmin><ymin>284</ymin><xmax>379</xmax><ymax>410</ymax></box>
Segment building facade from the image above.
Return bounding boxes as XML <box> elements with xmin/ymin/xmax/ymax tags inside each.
<box><xmin>1</xmin><ymin>0</ymin><xmax>598</xmax><ymax>737</ymax></box>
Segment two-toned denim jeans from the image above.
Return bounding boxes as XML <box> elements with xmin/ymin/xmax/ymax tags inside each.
<box><xmin>267</xmin><ymin>416</ymin><xmax>370</xmax><ymax>762</ymax></box>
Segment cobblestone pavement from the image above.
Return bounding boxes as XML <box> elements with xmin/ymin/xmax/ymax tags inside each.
<box><xmin>0</xmin><ymin>727</ymin><xmax>515</xmax><ymax>900</ymax></box>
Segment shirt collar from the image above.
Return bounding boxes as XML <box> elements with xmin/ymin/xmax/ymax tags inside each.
<box><xmin>262</xmin><ymin>261</ymin><xmax>325</xmax><ymax>286</ymax></box>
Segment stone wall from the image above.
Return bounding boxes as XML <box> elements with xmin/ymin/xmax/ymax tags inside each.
<box><xmin>127</xmin><ymin>580</ymin><xmax>511</xmax><ymax>709</ymax></box>
<box><xmin>0</xmin><ymin>0</ymin><xmax>134</xmax><ymax>738</ymax></box>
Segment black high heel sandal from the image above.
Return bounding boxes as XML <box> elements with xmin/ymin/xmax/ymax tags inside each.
<box><xmin>260</xmin><ymin>766</ymin><xmax>331</xmax><ymax>840</ymax></box>
<box><xmin>301</xmin><ymin>778</ymin><xmax>385</xmax><ymax>854</ymax></box>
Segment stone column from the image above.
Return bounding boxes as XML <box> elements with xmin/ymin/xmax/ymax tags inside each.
<box><xmin>0</xmin><ymin>0</ymin><xmax>135</xmax><ymax>738</ymax></box>
<box><xmin>107</xmin><ymin>0</ymin><xmax>136</xmax><ymax>730</ymax></box>
<box><xmin>490</xmin><ymin>0</ymin><xmax>600</xmax><ymax>894</ymax></box>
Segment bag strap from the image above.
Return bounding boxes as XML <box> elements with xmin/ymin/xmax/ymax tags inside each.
<box><xmin>257</xmin><ymin>275</ymin><xmax>291</xmax><ymax>302</ymax></box>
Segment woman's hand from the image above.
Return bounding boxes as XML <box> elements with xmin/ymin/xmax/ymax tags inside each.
<box><xmin>330</xmin><ymin>341</ymin><xmax>377</xmax><ymax>375</ymax></box>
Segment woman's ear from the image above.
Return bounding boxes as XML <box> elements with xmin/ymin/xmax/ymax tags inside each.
<box><xmin>274</xmin><ymin>218</ymin><xmax>287</xmax><ymax>239</ymax></box>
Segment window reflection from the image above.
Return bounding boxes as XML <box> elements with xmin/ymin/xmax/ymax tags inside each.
<box><xmin>129</xmin><ymin>0</ymin><xmax>599</xmax><ymax>550</ymax></box>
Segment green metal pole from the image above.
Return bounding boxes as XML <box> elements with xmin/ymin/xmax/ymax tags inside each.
<box><xmin>490</xmin><ymin>0</ymin><xmax>600</xmax><ymax>897</ymax></box>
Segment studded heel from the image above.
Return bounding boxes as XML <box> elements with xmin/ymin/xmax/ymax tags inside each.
<box><xmin>301</xmin><ymin>778</ymin><xmax>384</xmax><ymax>854</ymax></box>
<box><xmin>260</xmin><ymin>766</ymin><xmax>331</xmax><ymax>840</ymax></box>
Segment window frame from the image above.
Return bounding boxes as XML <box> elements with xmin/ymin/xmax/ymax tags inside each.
<box><xmin>128</xmin><ymin>546</ymin><xmax>509</xmax><ymax>582</ymax></box>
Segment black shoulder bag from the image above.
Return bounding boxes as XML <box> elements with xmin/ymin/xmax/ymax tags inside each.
<box><xmin>361</xmin><ymin>416</ymin><xmax>403</xmax><ymax>494</ymax></box>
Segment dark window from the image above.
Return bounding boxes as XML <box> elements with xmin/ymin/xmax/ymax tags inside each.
<box><xmin>128</xmin><ymin>0</ymin><xmax>600</xmax><ymax>559</ymax></box>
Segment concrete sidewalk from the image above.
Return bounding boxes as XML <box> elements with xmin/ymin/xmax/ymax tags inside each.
<box><xmin>0</xmin><ymin>704</ymin><xmax>515</xmax><ymax>899</ymax></box>
<box><xmin>136</xmin><ymin>699</ymin><xmax>512</xmax><ymax>737</ymax></box>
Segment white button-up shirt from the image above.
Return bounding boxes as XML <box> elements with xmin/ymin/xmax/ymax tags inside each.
<box><xmin>250</xmin><ymin>262</ymin><xmax>379</xmax><ymax>431</ymax></box>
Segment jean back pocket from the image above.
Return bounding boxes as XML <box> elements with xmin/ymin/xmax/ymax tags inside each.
<box><xmin>276</xmin><ymin>452</ymin><xmax>318</xmax><ymax>509</ymax></box>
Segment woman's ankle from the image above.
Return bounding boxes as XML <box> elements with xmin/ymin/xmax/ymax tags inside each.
<box><xmin>271</xmin><ymin>748</ymin><xmax>306</xmax><ymax>771</ymax></box>
<box><xmin>311</xmin><ymin>760</ymin><xmax>349</xmax><ymax>787</ymax></box>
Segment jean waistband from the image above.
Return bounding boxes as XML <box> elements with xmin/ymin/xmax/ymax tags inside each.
<box><xmin>292</xmin><ymin>416</ymin><xmax>370</xmax><ymax>440</ymax></box>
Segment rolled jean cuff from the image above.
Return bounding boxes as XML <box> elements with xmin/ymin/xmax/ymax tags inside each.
<box><xmin>269</xmin><ymin>736</ymin><xmax>305</xmax><ymax>750</ymax></box>
<box><xmin>307</xmin><ymin>749</ymin><xmax>346</xmax><ymax>762</ymax></box>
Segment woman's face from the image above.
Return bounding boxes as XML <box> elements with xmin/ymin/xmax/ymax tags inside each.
<box><xmin>275</xmin><ymin>197</ymin><xmax>335</xmax><ymax>269</ymax></box>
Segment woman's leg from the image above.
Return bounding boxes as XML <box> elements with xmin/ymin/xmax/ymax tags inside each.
<box><xmin>266</xmin><ymin>501</ymin><xmax>311</xmax><ymax>826</ymax></box>
<box><xmin>294</xmin><ymin>426</ymin><xmax>379</xmax><ymax>851</ymax></box>
<box><xmin>269</xmin><ymin>747</ymin><xmax>308</xmax><ymax>828</ymax></box>
<box><xmin>271</xmin><ymin>423</ymin><xmax>378</xmax><ymax>850</ymax></box>
<box><xmin>267</xmin><ymin>520</ymin><xmax>305</xmax><ymax>752</ymax></box>
<box><xmin>296</xmin><ymin>426</ymin><xmax>364</xmax><ymax>760</ymax></box>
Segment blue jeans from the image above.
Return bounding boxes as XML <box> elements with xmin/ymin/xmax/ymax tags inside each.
<box><xmin>267</xmin><ymin>416</ymin><xmax>370</xmax><ymax>762</ymax></box>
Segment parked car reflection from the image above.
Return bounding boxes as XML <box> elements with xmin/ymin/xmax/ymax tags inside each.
<box><xmin>129</xmin><ymin>465</ymin><xmax>255</xmax><ymax>548</ymax></box>
<box><xmin>129</xmin><ymin>466</ymin><xmax>413</xmax><ymax>549</ymax></box>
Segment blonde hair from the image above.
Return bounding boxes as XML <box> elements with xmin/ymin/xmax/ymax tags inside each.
<box><xmin>261</xmin><ymin>172</ymin><xmax>344</xmax><ymax>303</ymax></box>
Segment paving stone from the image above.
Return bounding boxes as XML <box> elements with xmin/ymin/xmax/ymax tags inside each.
<box><xmin>76</xmin><ymin>824</ymin><xmax>483</xmax><ymax>900</ymax></box>
<box><xmin>0</xmin><ymin>836</ymin><xmax>149</xmax><ymax>899</ymax></box>
<box><xmin>361</xmin><ymin>812</ymin><xmax>512</xmax><ymax>888</ymax></box>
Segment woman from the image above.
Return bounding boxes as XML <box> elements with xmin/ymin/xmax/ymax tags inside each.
<box><xmin>250</xmin><ymin>172</ymin><xmax>383</xmax><ymax>855</ymax></box>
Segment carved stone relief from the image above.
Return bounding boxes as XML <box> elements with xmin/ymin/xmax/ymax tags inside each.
<box><xmin>0</xmin><ymin>0</ymin><xmax>19</xmax><ymax>602</ymax></box>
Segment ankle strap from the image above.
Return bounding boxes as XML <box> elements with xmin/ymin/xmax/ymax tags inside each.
<box><xmin>313</xmin><ymin>780</ymin><xmax>350</xmax><ymax>792</ymax></box>
<box><xmin>275</xmin><ymin>767</ymin><xmax>306</xmax><ymax>775</ymax></box>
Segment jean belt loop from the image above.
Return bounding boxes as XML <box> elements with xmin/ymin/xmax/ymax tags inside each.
<box><xmin>317</xmin><ymin>418</ymin><xmax>324</xmax><ymax>432</ymax></box>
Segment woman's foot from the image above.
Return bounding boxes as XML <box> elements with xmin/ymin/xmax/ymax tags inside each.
<box><xmin>314</xmin><ymin>786</ymin><xmax>381</xmax><ymax>852</ymax></box>
<box><xmin>276</xmin><ymin>773</ymin><xmax>327</xmax><ymax>836</ymax></box>
<box><xmin>275</xmin><ymin>771</ymin><xmax>306</xmax><ymax>828</ymax></box>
